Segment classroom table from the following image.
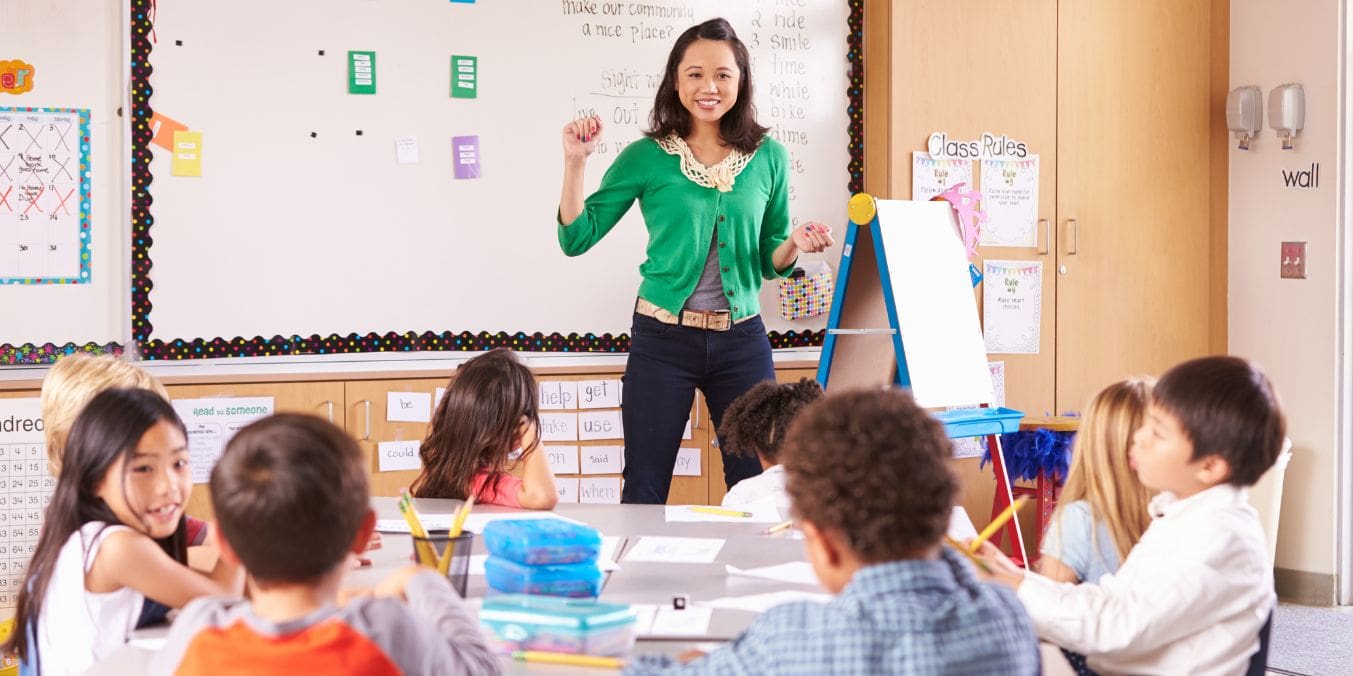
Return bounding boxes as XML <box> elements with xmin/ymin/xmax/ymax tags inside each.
<box><xmin>91</xmin><ymin>498</ymin><xmax>1076</xmax><ymax>674</ymax></box>
<box><xmin>90</xmin><ymin>498</ymin><xmax>819</xmax><ymax>674</ymax></box>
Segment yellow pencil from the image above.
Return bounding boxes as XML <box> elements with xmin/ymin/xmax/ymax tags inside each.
<box><xmin>944</xmin><ymin>535</ymin><xmax>991</xmax><ymax>573</ymax></box>
<box><xmin>764</xmin><ymin>520</ymin><xmax>794</xmax><ymax>535</ymax></box>
<box><xmin>690</xmin><ymin>505</ymin><xmax>753</xmax><ymax>518</ymax></box>
<box><xmin>511</xmin><ymin>651</ymin><xmax>624</xmax><ymax>669</ymax></box>
<box><xmin>449</xmin><ymin>495</ymin><xmax>476</xmax><ymax>537</ymax></box>
<box><xmin>969</xmin><ymin>496</ymin><xmax>1030</xmax><ymax>554</ymax></box>
<box><xmin>398</xmin><ymin>491</ymin><xmax>437</xmax><ymax>567</ymax></box>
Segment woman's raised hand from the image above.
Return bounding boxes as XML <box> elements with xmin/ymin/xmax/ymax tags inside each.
<box><xmin>791</xmin><ymin>221</ymin><xmax>835</xmax><ymax>254</ymax></box>
<box><xmin>562</xmin><ymin>115</ymin><xmax>603</xmax><ymax>160</ymax></box>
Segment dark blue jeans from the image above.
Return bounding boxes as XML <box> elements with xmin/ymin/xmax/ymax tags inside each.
<box><xmin>621</xmin><ymin>312</ymin><xmax>774</xmax><ymax>504</ymax></box>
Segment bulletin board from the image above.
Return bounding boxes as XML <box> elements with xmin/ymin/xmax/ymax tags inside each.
<box><xmin>126</xmin><ymin>0</ymin><xmax>864</xmax><ymax>360</ymax></box>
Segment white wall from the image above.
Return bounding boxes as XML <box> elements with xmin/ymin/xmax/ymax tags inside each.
<box><xmin>1230</xmin><ymin>0</ymin><xmax>1341</xmax><ymax>583</ymax></box>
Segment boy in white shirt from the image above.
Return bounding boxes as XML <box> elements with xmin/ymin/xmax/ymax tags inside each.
<box><xmin>977</xmin><ymin>356</ymin><xmax>1284</xmax><ymax>676</ymax></box>
<box><xmin>720</xmin><ymin>378</ymin><xmax>822</xmax><ymax>508</ymax></box>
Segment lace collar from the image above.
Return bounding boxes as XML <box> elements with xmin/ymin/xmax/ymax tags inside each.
<box><xmin>655</xmin><ymin>134</ymin><xmax>756</xmax><ymax>192</ymax></box>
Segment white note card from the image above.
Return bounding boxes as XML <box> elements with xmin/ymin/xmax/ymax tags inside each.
<box><xmin>579</xmin><ymin>476</ymin><xmax>622</xmax><ymax>504</ymax></box>
<box><xmin>435</xmin><ymin>387</ymin><xmax>446</xmax><ymax>409</ymax></box>
<box><xmin>624</xmin><ymin>536</ymin><xmax>724</xmax><ymax>563</ymax></box>
<box><xmin>578</xmin><ymin>410</ymin><xmax>623</xmax><ymax>441</ymax></box>
<box><xmin>683</xmin><ymin>418</ymin><xmax>692</xmax><ymax>441</ymax></box>
<box><xmin>726</xmin><ymin>562</ymin><xmax>821</xmax><ymax>587</ymax></box>
<box><xmin>577</xmin><ymin>379</ymin><xmax>621</xmax><ymax>408</ymax></box>
<box><xmin>545</xmin><ymin>445</ymin><xmax>580</xmax><ymax>474</ymax></box>
<box><xmin>395</xmin><ymin>135</ymin><xmax>420</xmax><ymax>164</ymax></box>
<box><xmin>172</xmin><ymin>397</ymin><xmax>275</xmax><ymax>484</ymax></box>
<box><xmin>386</xmin><ymin>391</ymin><xmax>432</xmax><ymax>423</ymax></box>
<box><xmin>538</xmin><ymin>381</ymin><xmax>578</xmax><ymax>410</ymax></box>
<box><xmin>539</xmin><ymin>412</ymin><xmax>578</xmax><ymax>442</ymax></box>
<box><xmin>672</xmin><ymin>447</ymin><xmax>701</xmax><ymax>476</ymax></box>
<box><xmin>555</xmin><ymin>477</ymin><xmax>580</xmax><ymax>503</ymax></box>
<box><xmin>580</xmin><ymin>445</ymin><xmax>624</xmax><ymax>474</ymax></box>
<box><xmin>377</xmin><ymin>440</ymin><xmax>421</xmax><ymax>472</ymax></box>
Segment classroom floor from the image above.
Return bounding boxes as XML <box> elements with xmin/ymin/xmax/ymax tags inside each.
<box><xmin>1266</xmin><ymin>603</ymin><xmax>1353</xmax><ymax>675</ymax></box>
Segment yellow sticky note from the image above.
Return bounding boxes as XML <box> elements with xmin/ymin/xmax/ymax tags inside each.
<box><xmin>171</xmin><ymin>130</ymin><xmax>203</xmax><ymax>177</ymax></box>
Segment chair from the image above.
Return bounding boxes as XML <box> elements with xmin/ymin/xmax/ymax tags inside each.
<box><xmin>1247</xmin><ymin>438</ymin><xmax>1293</xmax><ymax>568</ymax></box>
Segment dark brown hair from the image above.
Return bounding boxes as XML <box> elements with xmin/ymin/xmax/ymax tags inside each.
<box><xmin>781</xmin><ymin>388</ymin><xmax>957</xmax><ymax>563</ymax></box>
<box><xmin>1152</xmin><ymin>355</ymin><xmax>1286</xmax><ymax>486</ymax></box>
<box><xmin>5</xmin><ymin>388</ymin><xmax>187</xmax><ymax>665</ymax></box>
<box><xmin>720</xmin><ymin>378</ymin><xmax>823</xmax><ymax>463</ymax></box>
<box><xmin>210</xmin><ymin>414</ymin><xmax>369</xmax><ymax>583</ymax></box>
<box><xmin>644</xmin><ymin>17</ymin><xmax>769</xmax><ymax>154</ymax></box>
<box><xmin>412</xmin><ymin>348</ymin><xmax>541</xmax><ymax>501</ymax></box>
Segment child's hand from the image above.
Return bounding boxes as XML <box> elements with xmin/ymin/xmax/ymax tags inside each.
<box><xmin>373</xmin><ymin>564</ymin><xmax>426</xmax><ymax>601</ymax></box>
<box><xmin>971</xmin><ymin>540</ymin><xmax>1026</xmax><ymax>590</ymax></box>
<box><xmin>676</xmin><ymin>649</ymin><xmax>707</xmax><ymax>664</ymax></box>
<box><xmin>365</xmin><ymin>530</ymin><xmax>383</xmax><ymax>552</ymax></box>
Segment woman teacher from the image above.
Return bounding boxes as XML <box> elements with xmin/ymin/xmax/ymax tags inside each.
<box><xmin>556</xmin><ymin>18</ymin><xmax>832</xmax><ymax>504</ymax></box>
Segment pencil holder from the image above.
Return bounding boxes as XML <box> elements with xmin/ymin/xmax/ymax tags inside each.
<box><xmin>411</xmin><ymin>530</ymin><xmax>476</xmax><ymax>597</ymax></box>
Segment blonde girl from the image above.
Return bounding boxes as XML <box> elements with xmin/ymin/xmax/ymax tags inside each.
<box><xmin>1037</xmin><ymin>378</ymin><xmax>1153</xmax><ymax>583</ymax></box>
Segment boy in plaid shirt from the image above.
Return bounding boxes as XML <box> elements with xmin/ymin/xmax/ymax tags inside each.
<box><xmin>627</xmin><ymin>388</ymin><xmax>1039</xmax><ymax>675</ymax></box>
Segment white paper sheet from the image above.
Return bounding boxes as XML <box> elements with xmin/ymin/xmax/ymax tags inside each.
<box><xmin>577</xmin><ymin>379</ymin><xmax>621</xmax><ymax>408</ymax></box>
<box><xmin>580</xmin><ymin>445</ymin><xmax>624</xmax><ymax>474</ymax></box>
<box><xmin>579</xmin><ymin>476</ymin><xmax>622</xmax><ymax>504</ymax></box>
<box><xmin>700</xmin><ymin>590</ymin><xmax>831</xmax><ymax>613</ymax></box>
<box><xmin>394</xmin><ymin>135</ymin><xmax>420</xmax><ymax>164</ymax></box>
<box><xmin>982</xmin><ymin>259</ymin><xmax>1043</xmax><ymax>354</ymax></box>
<box><xmin>386</xmin><ymin>391</ymin><xmax>432</xmax><ymax>423</ymax></box>
<box><xmin>554</xmin><ymin>476</ymin><xmax>580</xmax><ymax>503</ymax></box>
<box><xmin>912</xmin><ymin>151</ymin><xmax>974</xmax><ymax>202</ymax></box>
<box><xmin>624</xmin><ymin>536</ymin><xmax>724</xmax><ymax>563</ymax></box>
<box><xmin>539</xmin><ymin>412</ymin><xmax>578</xmax><ymax>442</ymax></box>
<box><xmin>874</xmin><ymin>199</ymin><xmax>994</xmax><ymax>408</ymax></box>
<box><xmin>171</xmin><ymin>397</ymin><xmax>275</xmax><ymax>484</ymax></box>
<box><xmin>578</xmin><ymin>410</ymin><xmax>623</xmax><ymax>441</ymax></box>
<box><xmin>725</xmin><ymin>562</ymin><xmax>821</xmax><ymax>587</ymax></box>
<box><xmin>672</xmin><ymin>447</ymin><xmax>701</xmax><ymax>476</ymax></box>
<box><xmin>544</xmin><ymin>445</ymin><xmax>580</xmax><ymax>474</ymax></box>
<box><xmin>0</xmin><ymin>398</ymin><xmax>55</xmax><ymax>616</ymax></box>
<box><xmin>979</xmin><ymin>155</ymin><xmax>1039</xmax><ymax>247</ymax></box>
<box><xmin>377</xmin><ymin>440</ymin><xmax>421</xmax><ymax>472</ymax></box>
<box><xmin>949</xmin><ymin>506</ymin><xmax>979</xmax><ymax>541</ymax></box>
<box><xmin>538</xmin><ymin>381</ymin><xmax>578</xmax><ymax>410</ymax></box>
<box><xmin>631</xmin><ymin>604</ymin><xmax>715</xmax><ymax>637</ymax></box>
<box><xmin>664</xmin><ymin>504</ymin><xmax>781</xmax><ymax>524</ymax></box>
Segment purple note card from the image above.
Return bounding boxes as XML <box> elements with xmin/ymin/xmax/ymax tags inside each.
<box><xmin>453</xmin><ymin>135</ymin><xmax>481</xmax><ymax>179</ymax></box>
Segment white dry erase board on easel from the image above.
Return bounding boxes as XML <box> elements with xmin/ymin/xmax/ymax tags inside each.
<box><xmin>120</xmin><ymin>0</ymin><xmax>857</xmax><ymax>360</ymax></box>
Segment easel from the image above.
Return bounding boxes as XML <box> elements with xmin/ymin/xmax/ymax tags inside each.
<box><xmin>816</xmin><ymin>193</ymin><xmax>1029</xmax><ymax>566</ymax></box>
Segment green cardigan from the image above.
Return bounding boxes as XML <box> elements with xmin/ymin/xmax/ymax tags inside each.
<box><xmin>557</xmin><ymin>136</ymin><xmax>795</xmax><ymax>321</ymax></box>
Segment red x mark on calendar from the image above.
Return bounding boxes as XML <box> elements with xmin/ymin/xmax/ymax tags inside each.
<box><xmin>22</xmin><ymin>187</ymin><xmax>44</xmax><ymax>216</ymax></box>
<box><xmin>52</xmin><ymin>188</ymin><xmax>74</xmax><ymax>216</ymax></box>
<box><xmin>0</xmin><ymin>186</ymin><xmax>11</xmax><ymax>212</ymax></box>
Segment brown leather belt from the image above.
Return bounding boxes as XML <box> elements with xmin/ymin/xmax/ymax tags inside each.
<box><xmin>635</xmin><ymin>298</ymin><xmax>751</xmax><ymax>332</ymax></box>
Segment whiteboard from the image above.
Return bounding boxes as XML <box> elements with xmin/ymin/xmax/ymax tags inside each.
<box><xmin>137</xmin><ymin>0</ymin><xmax>852</xmax><ymax>353</ymax></box>
<box><xmin>0</xmin><ymin>0</ymin><xmax>126</xmax><ymax>354</ymax></box>
<box><xmin>873</xmin><ymin>199</ymin><xmax>994</xmax><ymax>409</ymax></box>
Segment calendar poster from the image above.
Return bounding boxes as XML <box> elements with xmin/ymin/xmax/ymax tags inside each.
<box><xmin>0</xmin><ymin>398</ymin><xmax>56</xmax><ymax>619</ymax></box>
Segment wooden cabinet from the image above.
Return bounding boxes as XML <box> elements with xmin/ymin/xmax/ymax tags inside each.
<box><xmin>344</xmin><ymin>378</ymin><xmax>445</xmax><ymax>498</ymax></box>
<box><xmin>165</xmin><ymin>380</ymin><xmax>345</xmax><ymax>520</ymax></box>
<box><xmin>876</xmin><ymin>0</ymin><xmax>1221</xmax><ymax>548</ymax></box>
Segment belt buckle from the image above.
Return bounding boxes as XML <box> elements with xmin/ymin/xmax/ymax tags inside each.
<box><xmin>710</xmin><ymin>313</ymin><xmax>730</xmax><ymax>331</ymax></box>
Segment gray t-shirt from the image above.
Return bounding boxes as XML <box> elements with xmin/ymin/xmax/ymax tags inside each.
<box><xmin>684</xmin><ymin>229</ymin><xmax>731</xmax><ymax>312</ymax></box>
<box><xmin>148</xmin><ymin>571</ymin><xmax>500</xmax><ymax>676</ymax></box>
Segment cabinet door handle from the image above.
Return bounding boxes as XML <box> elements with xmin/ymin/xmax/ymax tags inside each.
<box><xmin>320</xmin><ymin>399</ymin><xmax>334</xmax><ymax>424</ymax></box>
<box><xmin>1037</xmin><ymin>218</ymin><xmax>1050</xmax><ymax>255</ymax></box>
<box><xmin>359</xmin><ymin>399</ymin><xmax>372</xmax><ymax>441</ymax></box>
<box><xmin>1067</xmin><ymin>219</ymin><xmax>1079</xmax><ymax>255</ymax></box>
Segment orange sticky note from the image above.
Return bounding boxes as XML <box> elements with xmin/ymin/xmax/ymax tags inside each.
<box><xmin>171</xmin><ymin>130</ymin><xmax>203</xmax><ymax>177</ymax></box>
<box><xmin>150</xmin><ymin>112</ymin><xmax>188</xmax><ymax>151</ymax></box>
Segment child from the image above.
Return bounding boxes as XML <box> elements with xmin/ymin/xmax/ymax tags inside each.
<box><xmin>978</xmin><ymin>356</ymin><xmax>1284</xmax><ymax>675</ymax></box>
<box><xmin>718</xmin><ymin>378</ymin><xmax>822</xmax><ymax>508</ymax></box>
<box><xmin>627</xmin><ymin>388</ymin><xmax>1040</xmax><ymax>674</ymax></box>
<box><xmin>149</xmin><ymin>414</ymin><xmax>500</xmax><ymax>675</ymax></box>
<box><xmin>1038</xmin><ymin>378</ymin><xmax>1153</xmax><ymax>584</ymax></box>
<box><xmin>411</xmin><ymin>348</ymin><xmax>557</xmax><ymax>509</ymax></box>
<box><xmin>2</xmin><ymin>388</ymin><xmax>243</xmax><ymax>676</ymax></box>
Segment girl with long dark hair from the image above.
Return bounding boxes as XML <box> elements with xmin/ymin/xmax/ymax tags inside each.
<box><xmin>3</xmin><ymin>388</ymin><xmax>243</xmax><ymax>675</ymax></box>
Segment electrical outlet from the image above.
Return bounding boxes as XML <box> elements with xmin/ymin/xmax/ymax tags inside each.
<box><xmin>1281</xmin><ymin>241</ymin><xmax>1307</xmax><ymax>279</ymax></box>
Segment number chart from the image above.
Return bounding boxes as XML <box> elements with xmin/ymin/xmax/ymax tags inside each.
<box><xmin>0</xmin><ymin>107</ymin><xmax>91</xmax><ymax>284</ymax></box>
<box><xmin>0</xmin><ymin>398</ymin><xmax>53</xmax><ymax>618</ymax></box>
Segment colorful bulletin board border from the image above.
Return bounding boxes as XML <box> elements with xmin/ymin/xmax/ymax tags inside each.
<box><xmin>0</xmin><ymin>106</ymin><xmax>92</xmax><ymax>285</ymax></box>
<box><xmin>0</xmin><ymin>341</ymin><xmax>123</xmax><ymax>366</ymax></box>
<box><xmin>123</xmin><ymin>0</ymin><xmax>861</xmax><ymax>360</ymax></box>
